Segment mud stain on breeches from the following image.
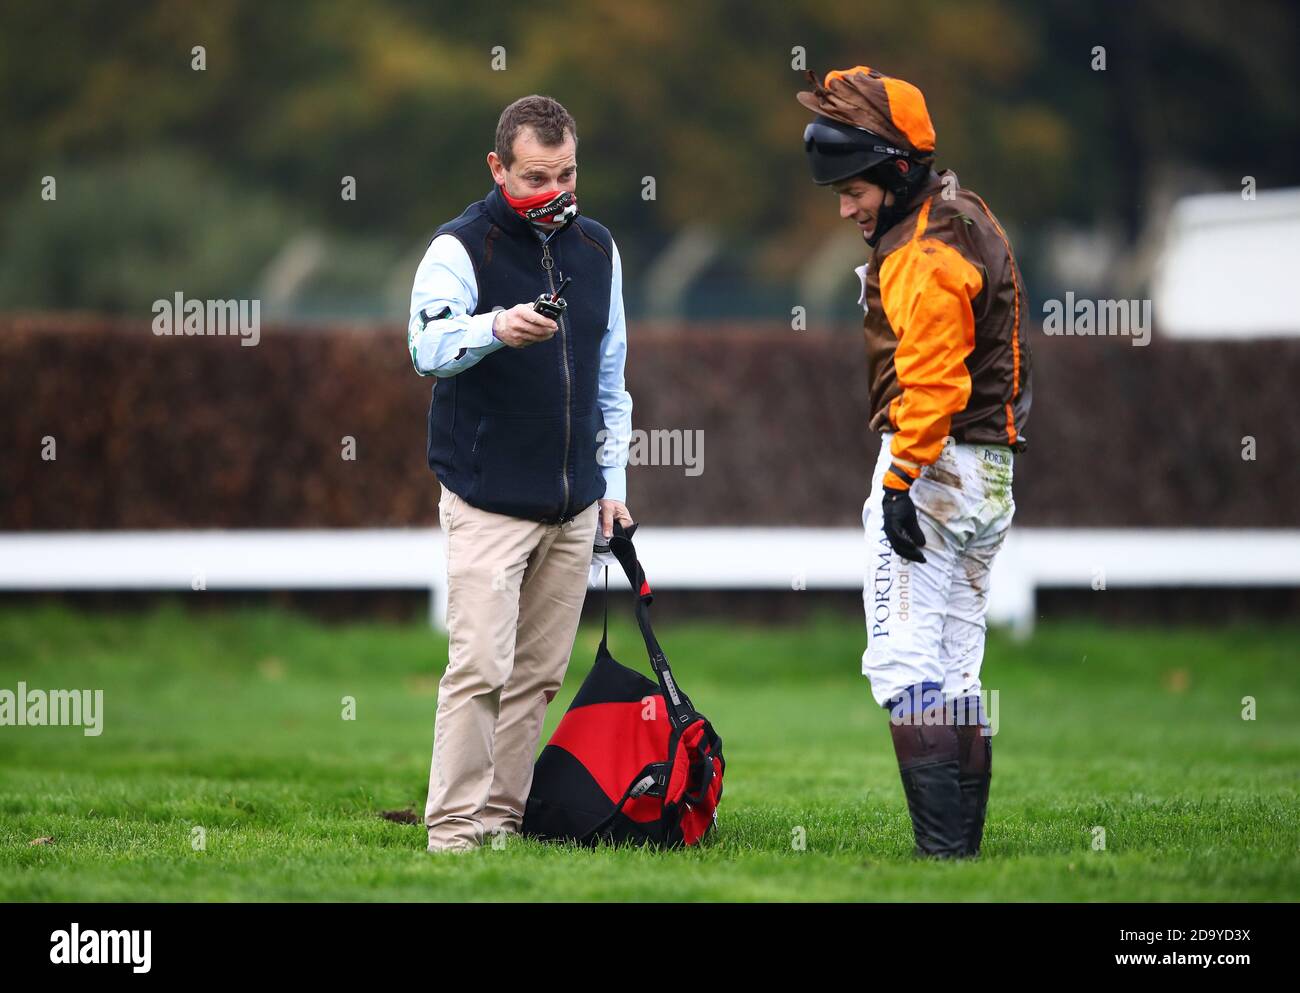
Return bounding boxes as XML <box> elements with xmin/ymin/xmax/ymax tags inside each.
<box><xmin>963</xmin><ymin>552</ymin><xmax>988</xmax><ymax>595</ymax></box>
<box><xmin>926</xmin><ymin>465</ymin><xmax>963</xmax><ymax>490</ymax></box>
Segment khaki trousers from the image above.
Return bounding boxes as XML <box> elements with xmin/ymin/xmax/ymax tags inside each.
<box><xmin>424</xmin><ymin>486</ymin><xmax>599</xmax><ymax>851</ymax></box>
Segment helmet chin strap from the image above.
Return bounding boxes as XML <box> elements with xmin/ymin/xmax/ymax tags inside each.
<box><xmin>864</xmin><ymin>197</ymin><xmax>910</xmax><ymax>247</ymax></box>
<box><xmin>863</xmin><ymin>164</ymin><xmax>931</xmax><ymax>246</ymax></box>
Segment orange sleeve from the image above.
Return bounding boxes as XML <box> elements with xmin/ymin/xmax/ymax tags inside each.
<box><xmin>878</xmin><ymin>237</ymin><xmax>983</xmax><ymax>486</ymax></box>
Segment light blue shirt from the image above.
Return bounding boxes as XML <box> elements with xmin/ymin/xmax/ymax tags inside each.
<box><xmin>408</xmin><ymin>228</ymin><xmax>632</xmax><ymax>504</ymax></box>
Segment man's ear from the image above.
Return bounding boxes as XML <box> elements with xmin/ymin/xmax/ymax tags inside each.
<box><xmin>487</xmin><ymin>151</ymin><xmax>506</xmax><ymax>186</ymax></box>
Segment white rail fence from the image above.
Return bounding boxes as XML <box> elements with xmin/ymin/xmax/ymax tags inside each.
<box><xmin>2</xmin><ymin>528</ymin><xmax>1297</xmax><ymax>634</ymax></box>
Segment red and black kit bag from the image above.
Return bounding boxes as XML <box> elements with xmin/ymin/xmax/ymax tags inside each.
<box><xmin>522</xmin><ymin>522</ymin><xmax>724</xmax><ymax>848</ymax></box>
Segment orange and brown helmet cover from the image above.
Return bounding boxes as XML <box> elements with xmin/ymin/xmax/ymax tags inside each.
<box><xmin>796</xmin><ymin>65</ymin><xmax>936</xmax><ymax>159</ymax></box>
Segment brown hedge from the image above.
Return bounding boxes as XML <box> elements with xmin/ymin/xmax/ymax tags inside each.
<box><xmin>1</xmin><ymin>314</ymin><xmax>1295</xmax><ymax>529</ymax></box>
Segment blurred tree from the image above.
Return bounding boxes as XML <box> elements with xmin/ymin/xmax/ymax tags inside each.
<box><xmin>0</xmin><ymin>151</ymin><xmax>295</xmax><ymax>311</ymax></box>
<box><xmin>0</xmin><ymin>0</ymin><xmax>1295</xmax><ymax>316</ymax></box>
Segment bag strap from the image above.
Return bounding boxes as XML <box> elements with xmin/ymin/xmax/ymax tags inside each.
<box><xmin>600</xmin><ymin>521</ymin><xmax>699</xmax><ymax>730</ymax></box>
<box><xmin>681</xmin><ymin>737</ymin><xmax>719</xmax><ymax>807</ymax></box>
<box><xmin>583</xmin><ymin>759</ymin><xmax>672</xmax><ymax>844</ymax></box>
<box><xmin>600</xmin><ymin>567</ymin><xmax>609</xmax><ymax>649</ymax></box>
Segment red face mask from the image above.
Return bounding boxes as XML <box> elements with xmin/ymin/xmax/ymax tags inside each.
<box><xmin>500</xmin><ymin>186</ymin><xmax>579</xmax><ymax>226</ymax></box>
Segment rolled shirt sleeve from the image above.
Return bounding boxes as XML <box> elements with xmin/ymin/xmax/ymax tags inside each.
<box><xmin>408</xmin><ymin>234</ymin><xmax>506</xmax><ymax>378</ymax></box>
<box><xmin>597</xmin><ymin>239</ymin><xmax>633</xmax><ymax>503</ymax></box>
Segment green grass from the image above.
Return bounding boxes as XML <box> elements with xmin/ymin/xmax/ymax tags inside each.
<box><xmin>1</xmin><ymin>603</ymin><xmax>1297</xmax><ymax>901</ymax></box>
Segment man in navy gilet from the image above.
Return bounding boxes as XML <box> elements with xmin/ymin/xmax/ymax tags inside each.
<box><xmin>408</xmin><ymin>95</ymin><xmax>634</xmax><ymax>852</ymax></box>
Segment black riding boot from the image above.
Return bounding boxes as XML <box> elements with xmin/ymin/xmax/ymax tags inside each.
<box><xmin>888</xmin><ymin>708</ymin><xmax>966</xmax><ymax>859</ymax></box>
<box><xmin>955</xmin><ymin>718</ymin><xmax>992</xmax><ymax>857</ymax></box>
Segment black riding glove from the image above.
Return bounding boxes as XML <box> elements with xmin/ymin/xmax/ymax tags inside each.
<box><xmin>881</xmin><ymin>471</ymin><xmax>927</xmax><ymax>563</ymax></box>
